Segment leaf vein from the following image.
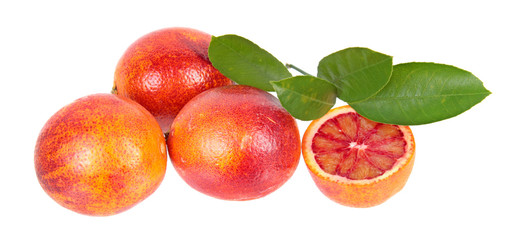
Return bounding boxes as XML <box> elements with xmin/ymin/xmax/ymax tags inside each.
<box><xmin>339</xmin><ymin>57</ymin><xmax>391</xmax><ymax>80</ymax></box>
<box><xmin>350</xmin><ymin>92</ymin><xmax>490</xmax><ymax>104</ymax></box>
<box><xmin>277</xmin><ymin>87</ymin><xmax>334</xmax><ymax>105</ymax></box>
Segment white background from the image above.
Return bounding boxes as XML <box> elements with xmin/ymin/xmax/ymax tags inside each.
<box><xmin>1</xmin><ymin>0</ymin><xmax>510</xmax><ymax>239</ymax></box>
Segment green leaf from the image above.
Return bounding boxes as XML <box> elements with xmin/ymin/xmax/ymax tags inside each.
<box><xmin>317</xmin><ymin>47</ymin><xmax>393</xmax><ymax>102</ymax></box>
<box><xmin>208</xmin><ymin>34</ymin><xmax>292</xmax><ymax>91</ymax></box>
<box><xmin>349</xmin><ymin>62</ymin><xmax>491</xmax><ymax>125</ymax></box>
<box><xmin>270</xmin><ymin>76</ymin><xmax>337</xmax><ymax>121</ymax></box>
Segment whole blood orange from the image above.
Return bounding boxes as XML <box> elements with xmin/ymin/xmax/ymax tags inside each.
<box><xmin>113</xmin><ymin>27</ymin><xmax>233</xmax><ymax>133</ymax></box>
<box><xmin>302</xmin><ymin>105</ymin><xmax>415</xmax><ymax>207</ymax></box>
<box><xmin>34</xmin><ymin>93</ymin><xmax>167</xmax><ymax>216</ymax></box>
<box><xmin>168</xmin><ymin>85</ymin><xmax>301</xmax><ymax>201</ymax></box>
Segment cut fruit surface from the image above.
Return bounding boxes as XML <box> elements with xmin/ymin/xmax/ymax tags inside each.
<box><xmin>302</xmin><ymin>105</ymin><xmax>415</xmax><ymax>208</ymax></box>
<box><xmin>312</xmin><ymin>111</ymin><xmax>407</xmax><ymax>180</ymax></box>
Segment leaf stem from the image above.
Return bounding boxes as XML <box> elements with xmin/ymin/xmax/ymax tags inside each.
<box><xmin>286</xmin><ymin>63</ymin><xmax>313</xmax><ymax>76</ymax></box>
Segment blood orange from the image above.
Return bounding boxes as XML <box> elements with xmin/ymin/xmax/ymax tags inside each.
<box><xmin>302</xmin><ymin>105</ymin><xmax>415</xmax><ymax>207</ymax></box>
<box><xmin>168</xmin><ymin>85</ymin><xmax>301</xmax><ymax>201</ymax></box>
<box><xmin>34</xmin><ymin>94</ymin><xmax>167</xmax><ymax>216</ymax></box>
<box><xmin>113</xmin><ymin>27</ymin><xmax>233</xmax><ymax>133</ymax></box>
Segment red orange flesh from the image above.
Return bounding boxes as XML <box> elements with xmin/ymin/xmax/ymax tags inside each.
<box><xmin>302</xmin><ymin>105</ymin><xmax>415</xmax><ymax>207</ymax></box>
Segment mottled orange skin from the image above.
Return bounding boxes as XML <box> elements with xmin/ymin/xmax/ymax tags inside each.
<box><xmin>307</xmin><ymin>154</ymin><xmax>415</xmax><ymax>208</ymax></box>
<box><xmin>114</xmin><ymin>27</ymin><xmax>233</xmax><ymax>133</ymax></box>
<box><xmin>34</xmin><ymin>94</ymin><xmax>167</xmax><ymax>216</ymax></box>
<box><xmin>302</xmin><ymin>105</ymin><xmax>415</xmax><ymax>208</ymax></box>
<box><xmin>168</xmin><ymin>85</ymin><xmax>301</xmax><ymax>201</ymax></box>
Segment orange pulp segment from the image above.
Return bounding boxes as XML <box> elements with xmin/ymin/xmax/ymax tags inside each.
<box><xmin>302</xmin><ymin>105</ymin><xmax>415</xmax><ymax>207</ymax></box>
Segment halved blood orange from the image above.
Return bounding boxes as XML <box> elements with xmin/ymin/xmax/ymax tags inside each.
<box><xmin>302</xmin><ymin>105</ymin><xmax>415</xmax><ymax>208</ymax></box>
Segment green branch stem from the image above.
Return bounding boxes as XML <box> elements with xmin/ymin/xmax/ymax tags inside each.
<box><xmin>286</xmin><ymin>63</ymin><xmax>313</xmax><ymax>76</ymax></box>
